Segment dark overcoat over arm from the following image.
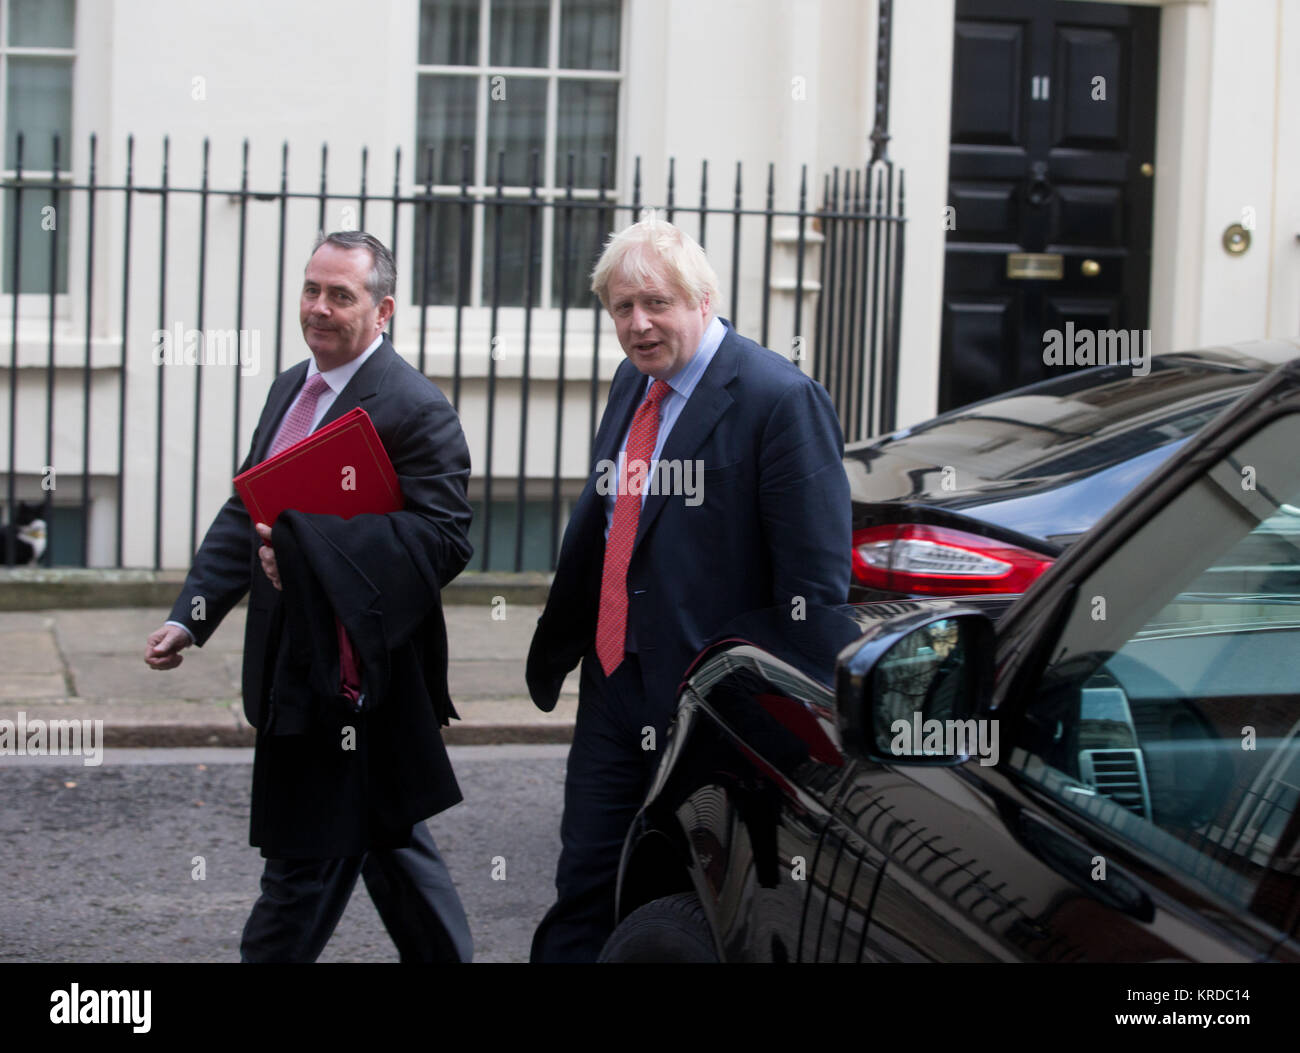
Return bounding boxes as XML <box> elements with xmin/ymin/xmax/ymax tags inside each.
<box><xmin>168</xmin><ymin>338</ymin><xmax>471</xmax><ymax>724</ymax></box>
<box><xmin>167</xmin><ymin>338</ymin><xmax>473</xmax><ymax>857</ymax></box>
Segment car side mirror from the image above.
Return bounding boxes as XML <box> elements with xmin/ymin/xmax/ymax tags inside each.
<box><xmin>835</xmin><ymin>610</ymin><xmax>997</xmax><ymax>766</ymax></box>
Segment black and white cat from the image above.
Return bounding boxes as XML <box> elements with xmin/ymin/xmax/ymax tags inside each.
<box><xmin>2</xmin><ymin>501</ymin><xmax>47</xmax><ymax>565</ymax></box>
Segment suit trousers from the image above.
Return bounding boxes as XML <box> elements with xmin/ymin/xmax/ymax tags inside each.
<box><xmin>530</xmin><ymin>651</ymin><xmax>676</xmax><ymax>962</ymax></box>
<box><xmin>240</xmin><ymin>820</ymin><xmax>472</xmax><ymax>963</ymax></box>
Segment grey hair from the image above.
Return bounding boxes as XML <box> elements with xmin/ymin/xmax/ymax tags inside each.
<box><xmin>590</xmin><ymin>212</ymin><xmax>719</xmax><ymax>315</ymax></box>
<box><xmin>311</xmin><ymin>230</ymin><xmax>396</xmax><ymax>304</ymax></box>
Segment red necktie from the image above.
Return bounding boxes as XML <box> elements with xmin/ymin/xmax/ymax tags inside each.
<box><xmin>595</xmin><ymin>379</ymin><xmax>671</xmax><ymax>676</ymax></box>
<box><xmin>268</xmin><ymin>372</ymin><xmax>331</xmax><ymax>457</ymax></box>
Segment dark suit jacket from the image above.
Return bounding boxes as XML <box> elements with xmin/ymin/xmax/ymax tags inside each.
<box><xmin>168</xmin><ymin>337</ymin><xmax>473</xmax><ymax>857</ymax></box>
<box><xmin>526</xmin><ymin>322</ymin><xmax>851</xmax><ymax>716</ymax></box>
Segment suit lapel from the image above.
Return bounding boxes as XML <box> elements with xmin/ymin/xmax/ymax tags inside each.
<box><xmin>592</xmin><ymin>363</ymin><xmax>645</xmax><ymax>467</ymax></box>
<box><xmin>632</xmin><ymin>328</ymin><xmax>740</xmax><ymax>551</ymax></box>
<box><xmin>254</xmin><ymin>338</ymin><xmax>398</xmax><ymax>463</ymax></box>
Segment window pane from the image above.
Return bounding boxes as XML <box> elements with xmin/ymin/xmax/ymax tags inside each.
<box><xmin>482</xmin><ymin>199</ymin><xmax>542</xmax><ymax>306</ymax></box>
<box><xmin>418</xmin><ymin>0</ymin><xmax>479</xmax><ymax>65</ymax></box>
<box><xmin>1013</xmin><ymin>414</ymin><xmax>1300</xmax><ymax>928</ymax></box>
<box><xmin>466</xmin><ymin>499</ymin><xmax>563</xmax><ymax>571</ymax></box>
<box><xmin>412</xmin><ymin>200</ymin><xmax>470</xmax><ymax>306</ymax></box>
<box><xmin>9</xmin><ymin>0</ymin><xmax>75</xmax><ymax>47</ymax></box>
<box><xmin>556</xmin><ymin>79</ymin><xmax>616</xmax><ymax>188</ymax></box>
<box><xmin>6</xmin><ymin>57</ymin><xmax>73</xmax><ymax>171</ymax></box>
<box><xmin>560</xmin><ymin>0</ymin><xmax>620</xmax><ymax>70</ymax></box>
<box><xmin>2</xmin><ymin>186</ymin><xmax>71</xmax><ymax>294</ymax></box>
<box><xmin>490</xmin><ymin>0</ymin><xmax>549</xmax><ymax>67</ymax></box>
<box><xmin>485</xmin><ymin>76</ymin><xmax>545</xmax><ymax>186</ymax></box>
<box><xmin>416</xmin><ymin>75</ymin><xmax>478</xmax><ymax>184</ymax></box>
<box><xmin>550</xmin><ymin>199</ymin><xmax>606</xmax><ymax>307</ymax></box>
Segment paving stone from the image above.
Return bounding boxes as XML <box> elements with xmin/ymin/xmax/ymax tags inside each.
<box><xmin>0</xmin><ymin>613</ymin><xmax>54</xmax><ymax>631</ymax></box>
<box><xmin>0</xmin><ymin>630</ymin><xmax>63</xmax><ymax>673</ymax></box>
<box><xmin>444</xmin><ymin>604</ymin><xmax>543</xmax><ymax>660</ymax></box>
<box><xmin>0</xmin><ymin>605</ymin><xmax>575</xmax><ymax>745</ymax></box>
<box><xmin>66</xmin><ymin>654</ymin><xmax>239</xmax><ymax>701</ymax></box>
<box><xmin>55</xmin><ymin>608</ymin><xmax>247</xmax><ymax>655</ymax></box>
<box><xmin>0</xmin><ymin>674</ymin><xmax>68</xmax><ymax>699</ymax></box>
<box><xmin>11</xmin><ymin>699</ymin><xmax>246</xmax><ymax>728</ymax></box>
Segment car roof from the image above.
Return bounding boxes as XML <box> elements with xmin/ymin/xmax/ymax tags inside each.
<box><xmin>845</xmin><ymin>342</ymin><xmax>1300</xmax><ymax>496</ymax></box>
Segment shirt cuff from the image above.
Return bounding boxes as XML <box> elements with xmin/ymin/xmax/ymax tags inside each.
<box><xmin>165</xmin><ymin>620</ymin><xmax>197</xmax><ymax>645</ymax></box>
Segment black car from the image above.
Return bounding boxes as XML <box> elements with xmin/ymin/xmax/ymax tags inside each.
<box><xmin>601</xmin><ymin>348</ymin><xmax>1300</xmax><ymax>963</ymax></box>
<box><xmin>846</xmin><ymin>341</ymin><xmax>1300</xmax><ymax>601</ymax></box>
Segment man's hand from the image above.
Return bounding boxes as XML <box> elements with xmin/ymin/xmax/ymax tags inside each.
<box><xmin>144</xmin><ymin>624</ymin><xmax>193</xmax><ymax>670</ymax></box>
<box><xmin>255</xmin><ymin>522</ymin><xmax>281</xmax><ymax>591</ymax></box>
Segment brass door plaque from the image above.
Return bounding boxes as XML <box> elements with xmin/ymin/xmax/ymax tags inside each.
<box><xmin>1006</xmin><ymin>252</ymin><xmax>1064</xmax><ymax>280</ymax></box>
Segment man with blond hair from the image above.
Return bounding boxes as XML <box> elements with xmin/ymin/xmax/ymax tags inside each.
<box><xmin>526</xmin><ymin>215</ymin><xmax>850</xmax><ymax>961</ymax></box>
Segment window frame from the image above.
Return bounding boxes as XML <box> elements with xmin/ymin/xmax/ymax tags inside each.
<box><xmin>413</xmin><ymin>0</ymin><xmax>625</xmax><ymax>311</ymax></box>
<box><xmin>1003</xmin><ymin>410</ymin><xmax>1300</xmax><ymax>930</ymax></box>
<box><xmin>0</xmin><ymin>0</ymin><xmax>77</xmax><ymax>310</ymax></box>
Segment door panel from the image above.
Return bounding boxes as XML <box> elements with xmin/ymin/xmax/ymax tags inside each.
<box><xmin>1043</xmin><ymin>296</ymin><xmax>1120</xmax><ymax>336</ymax></box>
<box><xmin>950</xmin><ymin>183</ymin><xmax>1020</xmax><ymax>241</ymax></box>
<box><xmin>1052</xmin><ymin>186</ymin><xmax>1125</xmax><ymax>246</ymax></box>
<box><xmin>1053</xmin><ymin>27</ymin><xmax>1124</xmax><ymax>146</ymax></box>
<box><xmin>941</xmin><ymin>295</ymin><xmax>1021</xmax><ymax>411</ymax></box>
<box><xmin>941</xmin><ymin>0</ymin><xmax>1159</xmax><ymax>410</ymax></box>
<box><xmin>842</xmin><ymin>761</ymin><xmax>1265</xmax><ymax>962</ymax></box>
<box><xmin>951</xmin><ymin>21</ymin><xmax>1028</xmax><ymax>147</ymax></box>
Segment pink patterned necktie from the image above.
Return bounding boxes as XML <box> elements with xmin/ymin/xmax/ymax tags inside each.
<box><xmin>595</xmin><ymin>379</ymin><xmax>672</xmax><ymax>676</ymax></box>
<box><xmin>268</xmin><ymin>372</ymin><xmax>331</xmax><ymax>457</ymax></box>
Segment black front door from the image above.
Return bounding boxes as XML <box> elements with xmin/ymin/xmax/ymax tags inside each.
<box><xmin>940</xmin><ymin>0</ymin><xmax>1159</xmax><ymax>411</ymax></box>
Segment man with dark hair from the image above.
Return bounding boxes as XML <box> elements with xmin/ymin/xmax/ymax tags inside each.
<box><xmin>145</xmin><ymin>233</ymin><xmax>474</xmax><ymax>962</ymax></box>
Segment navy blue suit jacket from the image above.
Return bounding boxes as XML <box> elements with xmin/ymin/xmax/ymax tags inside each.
<box><xmin>526</xmin><ymin>322</ymin><xmax>851</xmax><ymax>715</ymax></box>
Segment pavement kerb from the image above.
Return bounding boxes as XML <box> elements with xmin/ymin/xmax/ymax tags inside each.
<box><xmin>0</xmin><ymin>569</ymin><xmax>554</xmax><ymax>610</ymax></box>
<box><xmin>0</xmin><ymin>578</ymin><xmax>575</xmax><ymax>748</ymax></box>
<box><xmin>94</xmin><ymin>722</ymin><xmax>573</xmax><ymax>748</ymax></box>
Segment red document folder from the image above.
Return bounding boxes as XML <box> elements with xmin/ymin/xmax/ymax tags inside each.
<box><xmin>233</xmin><ymin>406</ymin><xmax>402</xmax><ymax>526</ymax></box>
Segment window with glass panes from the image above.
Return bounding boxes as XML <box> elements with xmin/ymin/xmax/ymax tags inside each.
<box><xmin>414</xmin><ymin>0</ymin><xmax>621</xmax><ymax>309</ymax></box>
<box><xmin>1</xmin><ymin>0</ymin><xmax>75</xmax><ymax>295</ymax></box>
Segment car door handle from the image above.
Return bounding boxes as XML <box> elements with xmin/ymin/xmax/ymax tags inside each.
<box><xmin>1017</xmin><ymin>810</ymin><xmax>1154</xmax><ymax>922</ymax></box>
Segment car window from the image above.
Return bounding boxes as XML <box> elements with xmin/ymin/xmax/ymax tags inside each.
<box><xmin>1008</xmin><ymin>413</ymin><xmax>1300</xmax><ymax>934</ymax></box>
<box><xmin>888</xmin><ymin>362</ymin><xmax>1256</xmax><ymax>483</ymax></box>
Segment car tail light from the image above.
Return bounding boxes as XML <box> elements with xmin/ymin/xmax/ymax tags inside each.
<box><xmin>852</xmin><ymin>523</ymin><xmax>1054</xmax><ymax>595</ymax></box>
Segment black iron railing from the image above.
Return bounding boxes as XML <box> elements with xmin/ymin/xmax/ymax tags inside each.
<box><xmin>1</xmin><ymin>133</ymin><xmax>904</xmax><ymax>570</ymax></box>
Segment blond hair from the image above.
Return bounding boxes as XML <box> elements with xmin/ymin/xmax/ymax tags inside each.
<box><xmin>590</xmin><ymin>212</ymin><xmax>720</xmax><ymax>315</ymax></box>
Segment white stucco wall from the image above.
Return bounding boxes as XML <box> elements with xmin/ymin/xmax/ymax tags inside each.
<box><xmin>3</xmin><ymin>0</ymin><xmax>1297</xmax><ymax>567</ymax></box>
<box><xmin>1196</xmin><ymin>0</ymin><xmax>1281</xmax><ymax>344</ymax></box>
